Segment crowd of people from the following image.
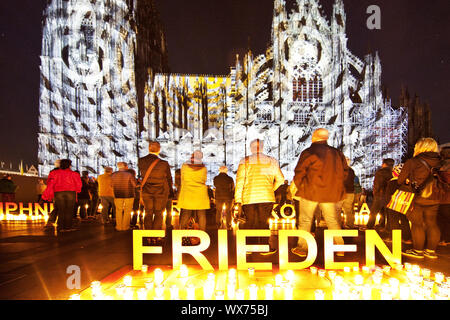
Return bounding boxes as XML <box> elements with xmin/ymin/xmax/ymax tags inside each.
<box><xmin>37</xmin><ymin>129</ymin><xmax>449</xmax><ymax>259</ymax></box>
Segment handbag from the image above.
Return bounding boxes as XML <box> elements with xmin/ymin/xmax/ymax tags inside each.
<box><xmin>139</xmin><ymin>158</ymin><xmax>160</xmax><ymax>205</ymax></box>
<box><xmin>386</xmin><ymin>188</ymin><xmax>416</xmax><ymax>215</ymax></box>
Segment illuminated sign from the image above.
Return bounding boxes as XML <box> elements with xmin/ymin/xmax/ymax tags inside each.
<box><xmin>0</xmin><ymin>202</ymin><xmax>53</xmax><ymax>217</ymax></box>
<box><xmin>133</xmin><ymin>229</ymin><xmax>402</xmax><ymax>272</ymax></box>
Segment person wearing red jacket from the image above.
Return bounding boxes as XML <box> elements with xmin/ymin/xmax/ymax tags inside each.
<box><xmin>43</xmin><ymin>159</ymin><xmax>82</xmax><ymax>232</ymax></box>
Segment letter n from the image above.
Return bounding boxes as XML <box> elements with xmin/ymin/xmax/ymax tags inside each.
<box><xmin>365</xmin><ymin>230</ymin><xmax>402</xmax><ymax>267</ymax></box>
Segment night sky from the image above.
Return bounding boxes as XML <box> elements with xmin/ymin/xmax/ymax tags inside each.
<box><xmin>0</xmin><ymin>0</ymin><xmax>449</xmax><ymax>171</ymax></box>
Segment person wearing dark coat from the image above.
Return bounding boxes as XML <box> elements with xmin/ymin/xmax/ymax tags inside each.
<box><xmin>138</xmin><ymin>141</ymin><xmax>174</xmax><ymax>235</ymax></box>
<box><xmin>367</xmin><ymin>158</ymin><xmax>394</xmax><ymax>229</ymax></box>
<box><xmin>213</xmin><ymin>166</ymin><xmax>235</xmax><ymax>229</ymax></box>
<box><xmin>291</xmin><ymin>128</ymin><xmax>349</xmax><ymax>258</ymax></box>
<box><xmin>400</xmin><ymin>138</ymin><xmax>442</xmax><ymax>260</ymax></box>
<box><xmin>0</xmin><ymin>175</ymin><xmax>17</xmax><ymax>203</ymax></box>
<box><xmin>437</xmin><ymin>147</ymin><xmax>450</xmax><ymax>245</ymax></box>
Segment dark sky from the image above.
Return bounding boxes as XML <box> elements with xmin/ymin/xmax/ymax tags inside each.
<box><xmin>0</xmin><ymin>0</ymin><xmax>449</xmax><ymax>170</ymax></box>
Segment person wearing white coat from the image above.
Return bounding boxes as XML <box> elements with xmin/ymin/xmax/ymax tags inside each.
<box><xmin>235</xmin><ymin>139</ymin><xmax>285</xmax><ymax>254</ymax></box>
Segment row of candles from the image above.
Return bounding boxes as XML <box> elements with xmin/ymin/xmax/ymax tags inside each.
<box><xmin>0</xmin><ymin>213</ymin><xmax>49</xmax><ymax>222</ymax></box>
<box><xmin>70</xmin><ymin>262</ymin><xmax>449</xmax><ymax>300</ymax></box>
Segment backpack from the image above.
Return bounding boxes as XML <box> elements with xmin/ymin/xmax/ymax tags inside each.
<box><xmin>417</xmin><ymin>158</ymin><xmax>450</xmax><ymax>204</ymax></box>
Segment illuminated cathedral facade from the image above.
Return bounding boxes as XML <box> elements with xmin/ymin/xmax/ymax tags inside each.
<box><xmin>39</xmin><ymin>0</ymin><xmax>408</xmax><ymax>189</ymax></box>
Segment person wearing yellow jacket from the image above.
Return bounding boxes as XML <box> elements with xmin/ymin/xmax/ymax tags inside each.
<box><xmin>178</xmin><ymin>150</ymin><xmax>210</xmax><ymax>231</ymax></box>
<box><xmin>235</xmin><ymin>139</ymin><xmax>285</xmax><ymax>255</ymax></box>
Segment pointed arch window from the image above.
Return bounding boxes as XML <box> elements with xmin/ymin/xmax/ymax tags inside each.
<box><xmin>81</xmin><ymin>13</ymin><xmax>95</xmax><ymax>56</ymax></box>
<box><xmin>293</xmin><ymin>74</ymin><xmax>323</xmax><ymax>103</ymax></box>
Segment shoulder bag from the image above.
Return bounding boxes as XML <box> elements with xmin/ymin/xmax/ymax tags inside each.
<box><xmin>139</xmin><ymin>158</ymin><xmax>160</xmax><ymax>205</ymax></box>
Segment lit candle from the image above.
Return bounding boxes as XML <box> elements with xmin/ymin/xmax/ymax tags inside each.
<box><xmin>354</xmin><ymin>275</ymin><xmax>364</xmax><ymax>286</ymax></box>
<box><xmin>123</xmin><ymin>287</ymin><xmax>134</xmax><ymax>300</ymax></box>
<box><xmin>422</xmin><ymin>268</ymin><xmax>431</xmax><ymax>279</ymax></box>
<box><xmin>353</xmin><ymin>266</ymin><xmax>360</xmax><ymax>273</ymax></box>
<box><xmin>248</xmin><ymin>267</ymin><xmax>255</xmax><ymax>277</ymax></box>
<box><xmin>362</xmin><ymin>284</ymin><xmax>372</xmax><ymax>300</ymax></box>
<box><xmin>344</xmin><ymin>266</ymin><xmax>351</xmax><ymax>273</ymax></box>
<box><xmin>318</xmin><ymin>269</ymin><xmax>326</xmax><ymax>278</ymax></box>
<box><xmin>215</xmin><ymin>290</ymin><xmax>225</xmax><ymax>300</ymax></box>
<box><xmin>399</xmin><ymin>284</ymin><xmax>410</xmax><ymax>300</ymax></box>
<box><xmin>283</xmin><ymin>283</ymin><xmax>294</xmax><ymax>300</ymax></box>
<box><xmin>170</xmin><ymin>285</ymin><xmax>179</xmax><ymax>300</ymax></box>
<box><xmin>435</xmin><ymin>272</ymin><xmax>444</xmax><ymax>284</ymax></box>
<box><xmin>372</xmin><ymin>273</ymin><xmax>383</xmax><ymax>286</ymax></box>
<box><xmin>389</xmin><ymin>278</ymin><xmax>400</xmax><ymax>296</ymax></box>
<box><xmin>315</xmin><ymin>289</ymin><xmax>325</xmax><ymax>300</ymax></box>
<box><xmin>145</xmin><ymin>280</ymin><xmax>154</xmax><ymax>290</ymax></box>
<box><xmin>154</xmin><ymin>268</ymin><xmax>164</xmax><ymax>285</ymax></box>
<box><xmin>116</xmin><ymin>284</ymin><xmax>126</xmax><ymax>296</ymax></box>
<box><xmin>123</xmin><ymin>275</ymin><xmax>132</xmax><ymax>287</ymax></box>
<box><xmin>227</xmin><ymin>281</ymin><xmax>236</xmax><ymax>299</ymax></box>
<box><xmin>236</xmin><ymin>289</ymin><xmax>245</xmax><ymax>300</ymax></box>
<box><xmin>264</xmin><ymin>284</ymin><xmax>274</xmax><ymax>300</ymax></box>
<box><xmin>275</xmin><ymin>274</ymin><xmax>284</xmax><ymax>286</ymax></box>
<box><xmin>380</xmin><ymin>284</ymin><xmax>392</xmax><ymax>300</ymax></box>
<box><xmin>69</xmin><ymin>294</ymin><xmax>81</xmax><ymax>300</ymax></box>
<box><xmin>90</xmin><ymin>281</ymin><xmax>102</xmax><ymax>297</ymax></box>
<box><xmin>328</xmin><ymin>270</ymin><xmax>337</xmax><ymax>281</ymax></box>
<box><xmin>141</xmin><ymin>264</ymin><xmax>148</xmax><ymax>273</ymax></box>
<box><xmin>186</xmin><ymin>284</ymin><xmax>196</xmax><ymax>300</ymax></box>
<box><xmin>228</xmin><ymin>268</ymin><xmax>237</xmax><ymax>281</ymax></box>
<box><xmin>334</xmin><ymin>276</ymin><xmax>344</xmax><ymax>288</ymax></box>
<box><xmin>412</xmin><ymin>265</ymin><xmax>421</xmax><ymax>275</ymax></box>
<box><xmin>310</xmin><ymin>267</ymin><xmax>318</xmax><ymax>275</ymax></box>
<box><xmin>286</xmin><ymin>270</ymin><xmax>295</xmax><ymax>283</ymax></box>
<box><xmin>180</xmin><ymin>264</ymin><xmax>188</xmax><ymax>278</ymax></box>
<box><xmin>248</xmin><ymin>284</ymin><xmax>258</xmax><ymax>300</ymax></box>
<box><xmin>137</xmin><ymin>288</ymin><xmax>148</xmax><ymax>300</ymax></box>
<box><xmin>154</xmin><ymin>284</ymin><xmax>164</xmax><ymax>300</ymax></box>
<box><xmin>404</xmin><ymin>262</ymin><xmax>412</xmax><ymax>271</ymax></box>
<box><xmin>382</xmin><ymin>265</ymin><xmax>391</xmax><ymax>275</ymax></box>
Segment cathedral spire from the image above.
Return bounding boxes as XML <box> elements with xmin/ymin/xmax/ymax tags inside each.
<box><xmin>332</xmin><ymin>0</ymin><xmax>346</xmax><ymax>33</ymax></box>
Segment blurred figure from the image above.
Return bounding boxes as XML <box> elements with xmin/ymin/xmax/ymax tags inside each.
<box><xmin>178</xmin><ymin>150</ymin><xmax>210</xmax><ymax>231</ymax></box>
<box><xmin>367</xmin><ymin>158</ymin><xmax>395</xmax><ymax>230</ymax></box>
<box><xmin>88</xmin><ymin>176</ymin><xmax>99</xmax><ymax>218</ymax></box>
<box><xmin>97</xmin><ymin>167</ymin><xmax>116</xmax><ymax>225</ymax></box>
<box><xmin>213</xmin><ymin>166</ymin><xmax>235</xmax><ymax>229</ymax></box>
<box><xmin>111</xmin><ymin>162</ymin><xmax>136</xmax><ymax>231</ymax></box>
<box><xmin>0</xmin><ymin>174</ymin><xmax>18</xmax><ymax>203</ymax></box>
<box><xmin>291</xmin><ymin>128</ymin><xmax>348</xmax><ymax>258</ymax></box>
<box><xmin>44</xmin><ymin>160</ymin><xmax>60</xmax><ymax>229</ymax></box>
<box><xmin>235</xmin><ymin>139</ymin><xmax>285</xmax><ymax>255</ymax></box>
<box><xmin>438</xmin><ymin>147</ymin><xmax>450</xmax><ymax>246</ymax></box>
<box><xmin>401</xmin><ymin>138</ymin><xmax>442</xmax><ymax>259</ymax></box>
<box><xmin>138</xmin><ymin>141</ymin><xmax>174</xmax><ymax>237</ymax></box>
<box><xmin>77</xmin><ymin>171</ymin><xmax>92</xmax><ymax>220</ymax></box>
<box><xmin>42</xmin><ymin>159</ymin><xmax>81</xmax><ymax>232</ymax></box>
<box><xmin>340</xmin><ymin>157</ymin><xmax>356</xmax><ymax>229</ymax></box>
<box><xmin>36</xmin><ymin>179</ymin><xmax>47</xmax><ymax>203</ymax></box>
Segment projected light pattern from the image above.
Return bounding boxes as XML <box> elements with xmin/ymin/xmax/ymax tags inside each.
<box><xmin>39</xmin><ymin>0</ymin><xmax>408</xmax><ymax>189</ymax></box>
<box><xmin>143</xmin><ymin>0</ymin><xmax>407</xmax><ymax>188</ymax></box>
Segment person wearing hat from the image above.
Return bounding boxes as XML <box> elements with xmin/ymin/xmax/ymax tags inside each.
<box><xmin>97</xmin><ymin>166</ymin><xmax>116</xmax><ymax>225</ymax></box>
<box><xmin>383</xmin><ymin>163</ymin><xmax>412</xmax><ymax>242</ymax></box>
<box><xmin>178</xmin><ymin>150</ymin><xmax>210</xmax><ymax>231</ymax></box>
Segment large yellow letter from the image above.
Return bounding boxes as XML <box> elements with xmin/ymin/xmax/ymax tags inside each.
<box><xmin>236</xmin><ymin>230</ymin><xmax>272</xmax><ymax>271</ymax></box>
<box><xmin>133</xmin><ymin>230</ymin><xmax>165</xmax><ymax>270</ymax></box>
<box><xmin>278</xmin><ymin>230</ymin><xmax>317</xmax><ymax>270</ymax></box>
<box><xmin>324</xmin><ymin>230</ymin><xmax>358</xmax><ymax>270</ymax></box>
<box><xmin>172</xmin><ymin>230</ymin><xmax>214</xmax><ymax>271</ymax></box>
<box><xmin>366</xmin><ymin>230</ymin><xmax>402</xmax><ymax>267</ymax></box>
<box><xmin>218</xmin><ymin>229</ymin><xmax>228</xmax><ymax>271</ymax></box>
